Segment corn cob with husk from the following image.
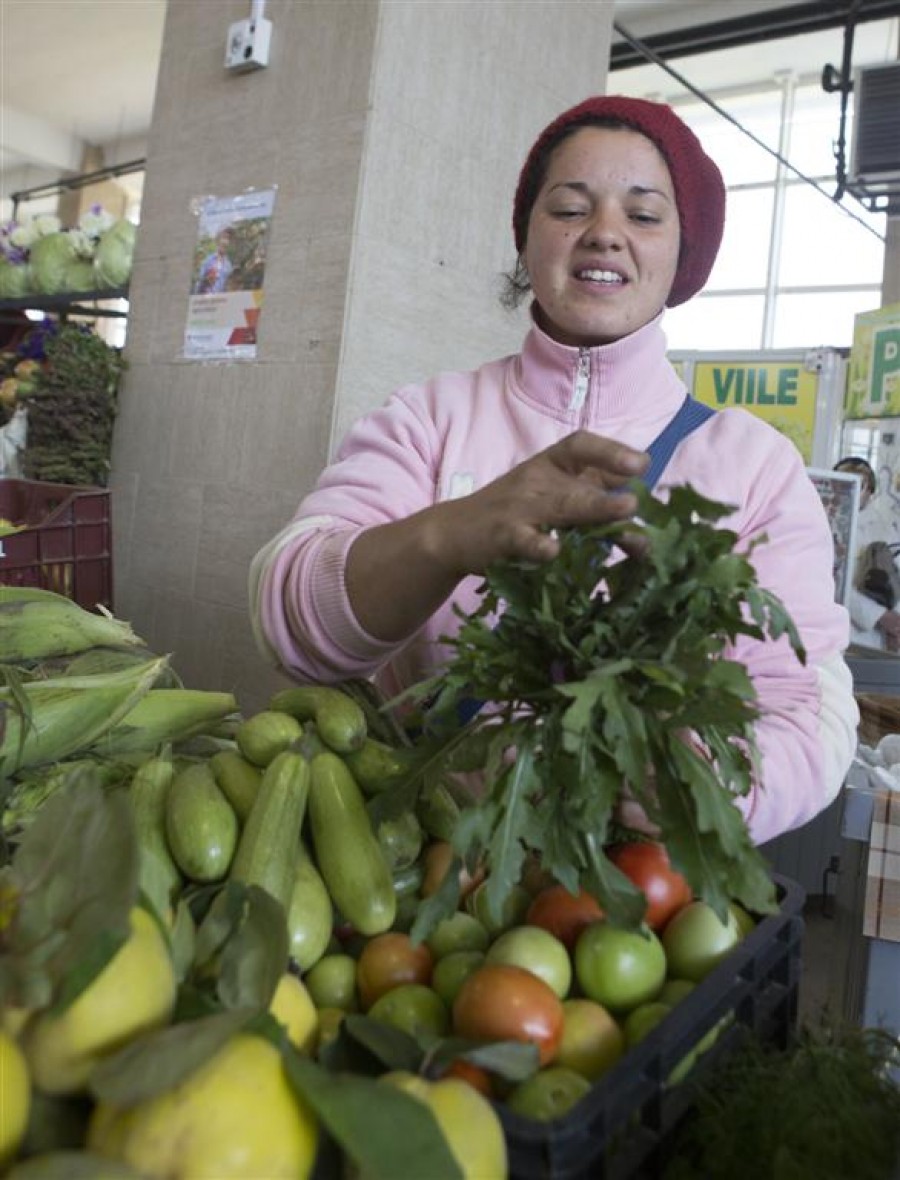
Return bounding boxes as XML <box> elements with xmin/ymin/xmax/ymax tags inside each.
<box><xmin>0</xmin><ymin>656</ymin><xmax>166</xmax><ymax>778</ymax></box>
<box><xmin>88</xmin><ymin>688</ymin><xmax>239</xmax><ymax>759</ymax></box>
<box><xmin>1</xmin><ymin>757</ymin><xmax>133</xmax><ymax>837</ymax></box>
<box><xmin>0</xmin><ymin>586</ymin><xmax>143</xmax><ymax>663</ymax></box>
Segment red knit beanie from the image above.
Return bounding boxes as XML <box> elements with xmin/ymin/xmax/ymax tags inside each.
<box><xmin>512</xmin><ymin>96</ymin><xmax>726</xmax><ymax>307</ymax></box>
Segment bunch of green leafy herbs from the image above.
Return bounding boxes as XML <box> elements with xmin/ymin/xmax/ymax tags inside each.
<box><xmin>405</xmin><ymin>482</ymin><xmax>805</xmax><ymax>938</ymax></box>
<box><xmin>664</xmin><ymin>1023</ymin><xmax>900</xmax><ymax>1180</ymax></box>
<box><xmin>20</xmin><ymin>322</ymin><xmax>125</xmax><ymax>487</ymax></box>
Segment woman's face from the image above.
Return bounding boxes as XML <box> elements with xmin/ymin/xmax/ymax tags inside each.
<box><xmin>523</xmin><ymin>126</ymin><xmax>681</xmax><ymax>347</ymax></box>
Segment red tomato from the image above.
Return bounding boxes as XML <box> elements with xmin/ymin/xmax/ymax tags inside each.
<box><xmin>607</xmin><ymin>842</ymin><xmax>692</xmax><ymax>931</ymax></box>
<box><xmin>452</xmin><ymin>963</ymin><xmax>564</xmax><ymax>1067</ymax></box>
<box><xmin>441</xmin><ymin>1058</ymin><xmax>495</xmax><ymax>1098</ymax></box>
<box><xmin>356</xmin><ymin>932</ymin><xmax>433</xmax><ymax>1010</ymax></box>
<box><xmin>525</xmin><ymin>884</ymin><xmax>604</xmax><ymax>951</ymax></box>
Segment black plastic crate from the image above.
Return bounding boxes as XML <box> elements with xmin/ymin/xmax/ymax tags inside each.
<box><xmin>499</xmin><ymin>874</ymin><xmax>805</xmax><ymax>1180</ymax></box>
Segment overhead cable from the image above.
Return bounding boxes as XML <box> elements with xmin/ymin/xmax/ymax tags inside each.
<box><xmin>612</xmin><ymin>20</ymin><xmax>886</xmax><ymax>243</ymax></box>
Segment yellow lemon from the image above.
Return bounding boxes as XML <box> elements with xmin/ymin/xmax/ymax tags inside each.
<box><xmin>88</xmin><ymin>1033</ymin><xmax>318</xmax><ymax>1179</ymax></box>
<box><xmin>23</xmin><ymin>907</ymin><xmax>176</xmax><ymax>1095</ymax></box>
<box><xmin>381</xmin><ymin>1072</ymin><xmax>507</xmax><ymax>1180</ymax></box>
<box><xmin>269</xmin><ymin>973</ymin><xmax>318</xmax><ymax>1054</ymax></box>
<box><xmin>0</xmin><ymin>1030</ymin><xmax>30</xmax><ymax>1168</ymax></box>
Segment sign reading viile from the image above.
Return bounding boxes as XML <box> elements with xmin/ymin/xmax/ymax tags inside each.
<box><xmin>693</xmin><ymin>362</ymin><xmax>818</xmax><ymax>460</ymax></box>
<box><xmin>708</xmin><ymin>366</ymin><xmax>800</xmax><ymax>406</ymax></box>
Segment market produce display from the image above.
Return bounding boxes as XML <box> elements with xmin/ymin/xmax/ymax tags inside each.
<box><xmin>2</xmin><ymin>320</ymin><xmax>125</xmax><ymax>487</ymax></box>
<box><xmin>0</xmin><ymin>209</ymin><xmax>136</xmax><ymax>301</ymax></box>
<box><xmin>1</xmin><ymin>484</ymin><xmax>894</xmax><ymax>1178</ymax></box>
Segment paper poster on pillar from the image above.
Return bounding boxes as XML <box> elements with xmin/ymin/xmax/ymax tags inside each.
<box><xmin>183</xmin><ymin>188</ymin><xmax>277</xmax><ymax>361</ymax></box>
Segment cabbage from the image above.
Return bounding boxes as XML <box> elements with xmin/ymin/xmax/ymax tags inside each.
<box><xmin>94</xmin><ymin>219</ymin><xmax>137</xmax><ymax>289</ymax></box>
<box><xmin>63</xmin><ymin>258</ymin><xmax>96</xmax><ymax>293</ymax></box>
<box><xmin>30</xmin><ymin>232</ymin><xmax>77</xmax><ymax>295</ymax></box>
<box><xmin>0</xmin><ymin>260</ymin><xmax>31</xmax><ymax>299</ymax></box>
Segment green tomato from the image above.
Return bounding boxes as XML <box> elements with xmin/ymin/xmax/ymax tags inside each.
<box><xmin>367</xmin><ymin>983</ymin><xmax>449</xmax><ymax>1039</ymax></box>
<box><xmin>303</xmin><ymin>953</ymin><xmax>359</xmax><ymax>1012</ymax></box>
<box><xmin>465</xmin><ymin>882</ymin><xmax>531</xmax><ymax>936</ymax></box>
<box><xmin>622</xmin><ymin>1000</ymin><xmax>671</xmax><ymax>1049</ymax></box>
<box><xmin>431</xmin><ymin>951</ymin><xmax>485</xmax><ymax>1009</ymax></box>
<box><xmin>426</xmin><ymin>912</ymin><xmax>490</xmax><ymax>960</ymax></box>
<box><xmin>506</xmin><ymin>1066</ymin><xmax>592</xmax><ymax>1122</ymax></box>
<box><xmin>729</xmin><ymin>901</ymin><xmax>756</xmax><ymax>939</ymax></box>
<box><xmin>485</xmin><ymin>924</ymin><xmax>572</xmax><ymax>999</ymax></box>
<box><xmin>662</xmin><ymin>901</ymin><xmax>742</xmax><ymax>983</ymax></box>
<box><xmin>556</xmin><ymin>998</ymin><xmax>625</xmax><ymax>1081</ymax></box>
<box><xmin>574</xmin><ymin>921</ymin><xmax>666</xmax><ymax>1015</ymax></box>
<box><xmin>657</xmin><ymin>978</ymin><xmax>696</xmax><ymax>1006</ymax></box>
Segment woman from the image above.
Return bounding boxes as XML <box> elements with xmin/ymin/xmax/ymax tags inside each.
<box><xmin>834</xmin><ymin>456</ymin><xmax>900</xmax><ymax>651</ymax></box>
<box><xmin>251</xmin><ymin>96</ymin><xmax>857</xmax><ymax>845</ymax></box>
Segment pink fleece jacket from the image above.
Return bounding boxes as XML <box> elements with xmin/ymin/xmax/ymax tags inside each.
<box><xmin>251</xmin><ymin>313</ymin><xmax>858</xmax><ymax>844</ymax></box>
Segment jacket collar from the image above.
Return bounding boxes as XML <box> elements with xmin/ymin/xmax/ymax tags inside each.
<box><xmin>510</xmin><ymin>307</ymin><xmax>686</xmax><ymax>431</ymax></box>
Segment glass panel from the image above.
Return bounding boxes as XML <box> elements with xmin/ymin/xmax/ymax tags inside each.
<box><xmin>771</xmin><ymin>289</ymin><xmax>883</xmax><ymax>349</ymax></box>
<box><xmin>706</xmin><ymin>188</ymin><xmax>773</xmax><ymax>289</ymax></box>
<box><xmin>664</xmin><ymin>294</ymin><xmax>765</xmax><ymax>351</ymax></box>
<box><xmin>682</xmin><ymin>94</ymin><xmax>779</xmax><ymax>187</ymax></box>
<box><xmin>778</xmin><ymin>185</ymin><xmax>886</xmax><ymax>286</ymax></box>
<box><xmin>787</xmin><ymin>83</ymin><xmax>848</xmax><ymax>179</ymax></box>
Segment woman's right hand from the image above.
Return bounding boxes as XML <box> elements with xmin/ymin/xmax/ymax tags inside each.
<box><xmin>347</xmin><ymin>430</ymin><xmax>648</xmax><ymax>644</ymax></box>
<box><xmin>432</xmin><ymin>430</ymin><xmax>650</xmax><ymax>578</ymax></box>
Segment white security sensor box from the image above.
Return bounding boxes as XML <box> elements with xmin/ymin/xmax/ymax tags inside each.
<box><xmin>225</xmin><ymin>17</ymin><xmax>272</xmax><ymax>73</ymax></box>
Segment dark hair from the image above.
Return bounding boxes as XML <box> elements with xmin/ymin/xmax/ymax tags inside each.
<box><xmin>500</xmin><ymin>116</ymin><xmax>633</xmax><ymax>311</ymax></box>
<box><xmin>835</xmin><ymin>456</ymin><xmax>876</xmax><ymax>496</ymax></box>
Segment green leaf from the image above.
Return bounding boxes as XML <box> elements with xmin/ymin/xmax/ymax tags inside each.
<box><xmin>337</xmin><ymin>1013</ymin><xmax>424</xmax><ymax>1074</ymax></box>
<box><xmin>89</xmin><ymin>1008</ymin><xmax>255</xmax><ymax>1106</ymax></box>
<box><xmin>483</xmin><ymin>741</ymin><xmax>536</xmax><ymax>926</ymax></box>
<box><xmin>284</xmin><ymin>1055</ymin><xmax>462</xmax><ymax>1180</ymax></box>
<box><xmin>215</xmin><ymin>885</ymin><xmax>288</xmax><ymax>1010</ymax></box>
<box><xmin>1</xmin><ymin>777</ymin><xmax>138</xmax><ymax>1013</ymax></box>
<box><xmin>409</xmin><ymin>859</ymin><xmax>461</xmax><ymax>945</ymax></box>
<box><xmin>424</xmin><ymin>1037</ymin><xmax>539</xmax><ymax>1082</ymax></box>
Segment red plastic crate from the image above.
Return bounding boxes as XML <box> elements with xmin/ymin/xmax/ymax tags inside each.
<box><xmin>0</xmin><ymin>479</ymin><xmax>113</xmax><ymax>611</ymax></box>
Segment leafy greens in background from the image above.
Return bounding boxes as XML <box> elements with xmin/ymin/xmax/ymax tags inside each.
<box><xmin>406</xmin><ymin>483</ymin><xmax>805</xmax><ymax>938</ymax></box>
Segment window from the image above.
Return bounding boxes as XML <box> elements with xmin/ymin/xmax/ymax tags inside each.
<box><xmin>614</xmin><ymin>21</ymin><xmax>895</xmax><ymax>352</ymax></box>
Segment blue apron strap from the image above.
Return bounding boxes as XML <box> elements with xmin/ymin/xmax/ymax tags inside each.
<box><xmin>450</xmin><ymin>396</ymin><xmax>716</xmax><ymax>728</ymax></box>
<box><xmin>641</xmin><ymin>396</ymin><xmax>715</xmax><ymax>491</ymax></box>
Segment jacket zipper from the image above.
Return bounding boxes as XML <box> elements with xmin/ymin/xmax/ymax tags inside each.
<box><xmin>571</xmin><ymin>348</ymin><xmax>590</xmax><ymax>418</ymax></box>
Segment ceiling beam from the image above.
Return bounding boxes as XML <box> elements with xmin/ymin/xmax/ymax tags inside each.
<box><xmin>0</xmin><ymin>103</ymin><xmax>83</xmax><ymax>172</ymax></box>
<box><xmin>610</xmin><ymin>0</ymin><xmax>900</xmax><ymax>69</ymax></box>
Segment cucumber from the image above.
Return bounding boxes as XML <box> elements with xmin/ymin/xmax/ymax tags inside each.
<box><xmin>308</xmin><ymin>751</ymin><xmax>396</xmax><ymax>936</ymax></box>
<box><xmin>287</xmin><ymin>844</ymin><xmax>334</xmax><ymax>972</ymax></box>
<box><xmin>343</xmin><ymin>737</ymin><xmax>416</xmax><ymax>795</ymax></box>
<box><xmin>210</xmin><ymin>749</ymin><xmax>262</xmax><ymax>822</ymax></box>
<box><xmin>129</xmin><ymin>753</ymin><xmax>181</xmax><ymax>907</ymax></box>
<box><xmin>230</xmin><ymin>749</ymin><xmax>310</xmax><ymax>914</ymax></box>
<box><xmin>165</xmin><ymin>761</ymin><xmax>239</xmax><ymax>882</ymax></box>
<box><xmin>235</xmin><ymin>709</ymin><xmax>303</xmax><ymax>767</ymax></box>
<box><xmin>269</xmin><ymin>686</ymin><xmax>366</xmax><ymax>754</ymax></box>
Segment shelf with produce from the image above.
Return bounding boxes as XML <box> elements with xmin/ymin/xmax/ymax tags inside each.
<box><xmin>0</xmin><ymin>286</ymin><xmax>129</xmax><ymax>322</ymax></box>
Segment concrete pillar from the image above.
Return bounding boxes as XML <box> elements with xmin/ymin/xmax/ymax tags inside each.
<box><xmin>112</xmin><ymin>0</ymin><xmax>613</xmax><ymax>711</ymax></box>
